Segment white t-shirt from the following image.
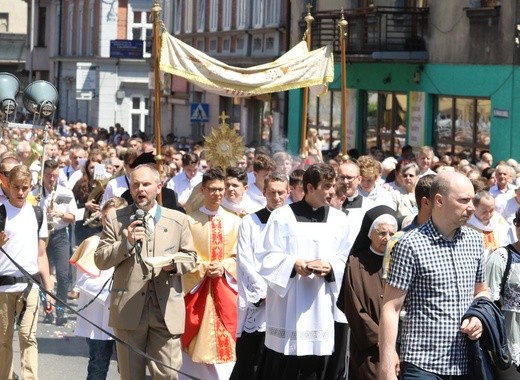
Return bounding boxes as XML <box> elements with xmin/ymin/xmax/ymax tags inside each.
<box><xmin>0</xmin><ymin>201</ymin><xmax>48</xmax><ymax>292</ymax></box>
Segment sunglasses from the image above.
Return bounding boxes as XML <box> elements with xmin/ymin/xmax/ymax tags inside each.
<box><xmin>514</xmin><ymin>219</ymin><xmax>520</xmax><ymax>227</ymax></box>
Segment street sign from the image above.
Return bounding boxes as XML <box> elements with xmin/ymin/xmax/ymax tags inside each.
<box><xmin>110</xmin><ymin>40</ymin><xmax>144</xmax><ymax>58</ymax></box>
<box><xmin>77</xmin><ymin>92</ymin><xmax>93</xmax><ymax>100</ymax></box>
<box><xmin>190</xmin><ymin>103</ymin><xmax>209</xmax><ymax>123</ymax></box>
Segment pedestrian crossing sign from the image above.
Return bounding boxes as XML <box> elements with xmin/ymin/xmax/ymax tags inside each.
<box><xmin>190</xmin><ymin>103</ymin><xmax>209</xmax><ymax>122</ymax></box>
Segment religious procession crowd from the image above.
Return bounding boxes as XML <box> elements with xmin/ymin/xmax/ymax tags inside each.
<box><xmin>0</xmin><ymin>119</ymin><xmax>519</xmax><ymax>380</ymax></box>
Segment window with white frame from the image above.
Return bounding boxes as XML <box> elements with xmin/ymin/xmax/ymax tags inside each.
<box><xmin>184</xmin><ymin>0</ymin><xmax>193</xmax><ymax>33</ymax></box>
<box><xmin>130</xmin><ymin>96</ymin><xmax>149</xmax><ymax>134</ymax></box>
<box><xmin>77</xmin><ymin>6</ymin><xmax>83</xmax><ymax>55</ymax></box>
<box><xmin>222</xmin><ymin>0</ymin><xmax>231</xmax><ymax>30</ymax></box>
<box><xmin>67</xmin><ymin>5</ymin><xmax>73</xmax><ymax>55</ymax></box>
<box><xmin>173</xmin><ymin>0</ymin><xmax>181</xmax><ymax>34</ymax></box>
<box><xmin>252</xmin><ymin>0</ymin><xmax>263</xmax><ymax>28</ymax></box>
<box><xmin>87</xmin><ymin>6</ymin><xmax>94</xmax><ymax>55</ymax></box>
<box><xmin>131</xmin><ymin>10</ymin><xmax>152</xmax><ymax>58</ymax></box>
<box><xmin>196</xmin><ymin>0</ymin><xmax>205</xmax><ymax>32</ymax></box>
<box><xmin>236</xmin><ymin>0</ymin><xmax>248</xmax><ymax>29</ymax></box>
<box><xmin>209</xmin><ymin>0</ymin><xmax>218</xmax><ymax>32</ymax></box>
<box><xmin>265</xmin><ymin>0</ymin><xmax>280</xmax><ymax>27</ymax></box>
<box><xmin>196</xmin><ymin>39</ymin><xmax>204</xmax><ymax>51</ymax></box>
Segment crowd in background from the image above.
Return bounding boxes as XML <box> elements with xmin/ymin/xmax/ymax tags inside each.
<box><xmin>1</xmin><ymin>116</ymin><xmax>519</xmax><ymax>380</ymax></box>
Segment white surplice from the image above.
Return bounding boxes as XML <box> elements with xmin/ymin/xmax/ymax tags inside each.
<box><xmin>236</xmin><ymin>212</ymin><xmax>268</xmax><ymax>336</ymax></box>
<box><xmin>256</xmin><ymin>204</ymin><xmax>352</xmax><ymax>356</ymax></box>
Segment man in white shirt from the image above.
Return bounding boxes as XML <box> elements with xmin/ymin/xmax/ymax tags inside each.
<box><xmin>166</xmin><ymin>152</ymin><xmax>202</xmax><ymax>206</ymax></box>
<box><xmin>0</xmin><ymin>165</ymin><xmax>54</xmax><ymax>379</ymax></box>
<box><xmin>245</xmin><ymin>154</ymin><xmax>276</xmax><ymax>210</ymax></box>
<box><xmin>38</xmin><ymin>160</ymin><xmax>78</xmax><ymax>326</ymax></box>
<box><xmin>58</xmin><ymin>144</ymin><xmax>86</xmax><ymax>189</ymax></box>
<box><xmin>100</xmin><ymin>149</ymin><xmax>140</xmax><ymax>208</ymax></box>
<box><xmin>490</xmin><ymin>163</ymin><xmax>516</xmax><ymax>199</ymax></box>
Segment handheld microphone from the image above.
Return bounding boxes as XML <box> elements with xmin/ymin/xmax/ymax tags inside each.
<box><xmin>131</xmin><ymin>209</ymin><xmax>146</xmax><ymax>256</ymax></box>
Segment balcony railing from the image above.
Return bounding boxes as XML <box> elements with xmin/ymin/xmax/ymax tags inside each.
<box><xmin>301</xmin><ymin>7</ymin><xmax>429</xmax><ymax>61</ymax></box>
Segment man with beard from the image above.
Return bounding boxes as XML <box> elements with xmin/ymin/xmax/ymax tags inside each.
<box><xmin>95</xmin><ymin>165</ymin><xmax>197</xmax><ymax>379</ymax></box>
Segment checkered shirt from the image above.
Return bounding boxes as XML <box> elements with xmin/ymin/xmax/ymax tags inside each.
<box><xmin>387</xmin><ymin>219</ymin><xmax>485</xmax><ymax>376</ymax></box>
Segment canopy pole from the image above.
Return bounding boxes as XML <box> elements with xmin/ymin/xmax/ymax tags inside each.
<box><xmin>338</xmin><ymin>11</ymin><xmax>349</xmax><ymax>156</ymax></box>
<box><xmin>152</xmin><ymin>0</ymin><xmax>163</xmax><ymax>205</ymax></box>
<box><xmin>299</xmin><ymin>3</ymin><xmax>314</xmax><ymax>157</ymax></box>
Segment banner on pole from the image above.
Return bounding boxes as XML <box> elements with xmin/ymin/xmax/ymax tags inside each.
<box><xmin>160</xmin><ymin>32</ymin><xmax>334</xmax><ymax>98</ymax></box>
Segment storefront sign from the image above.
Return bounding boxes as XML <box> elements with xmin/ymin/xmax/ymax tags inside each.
<box><xmin>408</xmin><ymin>91</ymin><xmax>425</xmax><ymax>147</ymax></box>
<box><xmin>493</xmin><ymin>108</ymin><xmax>509</xmax><ymax>118</ymax></box>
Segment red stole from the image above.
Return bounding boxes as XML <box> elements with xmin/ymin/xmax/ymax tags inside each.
<box><xmin>182</xmin><ymin>215</ymin><xmax>237</xmax><ymax>362</ymax></box>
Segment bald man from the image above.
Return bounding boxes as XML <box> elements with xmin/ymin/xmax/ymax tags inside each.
<box><xmin>379</xmin><ymin>172</ymin><xmax>489</xmax><ymax>379</ymax></box>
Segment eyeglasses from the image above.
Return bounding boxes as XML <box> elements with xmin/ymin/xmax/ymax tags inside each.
<box><xmin>338</xmin><ymin>175</ymin><xmax>357</xmax><ymax>182</ymax></box>
<box><xmin>204</xmin><ymin>187</ymin><xmax>225</xmax><ymax>194</ymax></box>
<box><xmin>514</xmin><ymin>219</ymin><xmax>520</xmax><ymax>227</ymax></box>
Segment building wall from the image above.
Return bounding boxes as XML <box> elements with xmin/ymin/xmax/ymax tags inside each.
<box><xmin>427</xmin><ymin>1</ymin><xmax>515</xmax><ymax>65</ymax></box>
<box><xmin>99</xmin><ymin>0</ymin><xmax>118</xmax><ymax>57</ymax></box>
<box><xmin>0</xmin><ymin>0</ymin><xmax>27</xmax><ymax>34</ymax></box>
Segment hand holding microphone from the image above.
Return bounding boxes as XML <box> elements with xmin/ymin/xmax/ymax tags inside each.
<box><xmin>129</xmin><ymin>209</ymin><xmax>146</xmax><ymax>254</ymax></box>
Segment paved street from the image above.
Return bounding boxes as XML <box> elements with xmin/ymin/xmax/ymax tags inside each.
<box><xmin>12</xmin><ymin>298</ymin><xmax>121</xmax><ymax>380</ymax></box>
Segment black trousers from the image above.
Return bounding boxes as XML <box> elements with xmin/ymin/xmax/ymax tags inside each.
<box><xmin>230</xmin><ymin>331</ymin><xmax>265</xmax><ymax>380</ymax></box>
<box><xmin>256</xmin><ymin>347</ymin><xmax>328</xmax><ymax>380</ymax></box>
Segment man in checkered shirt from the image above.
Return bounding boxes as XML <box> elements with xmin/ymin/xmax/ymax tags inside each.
<box><xmin>379</xmin><ymin>171</ymin><xmax>490</xmax><ymax>379</ymax></box>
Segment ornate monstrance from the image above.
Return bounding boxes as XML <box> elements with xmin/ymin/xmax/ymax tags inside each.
<box><xmin>203</xmin><ymin>111</ymin><xmax>245</xmax><ymax>169</ymax></box>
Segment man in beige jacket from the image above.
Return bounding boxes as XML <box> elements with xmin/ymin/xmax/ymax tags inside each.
<box><xmin>95</xmin><ymin>164</ymin><xmax>197</xmax><ymax>379</ymax></box>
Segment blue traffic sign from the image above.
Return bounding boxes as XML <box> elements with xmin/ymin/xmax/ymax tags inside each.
<box><xmin>190</xmin><ymin>103</ymin><xmax>209</xmax><ymax>123</ymax></box>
